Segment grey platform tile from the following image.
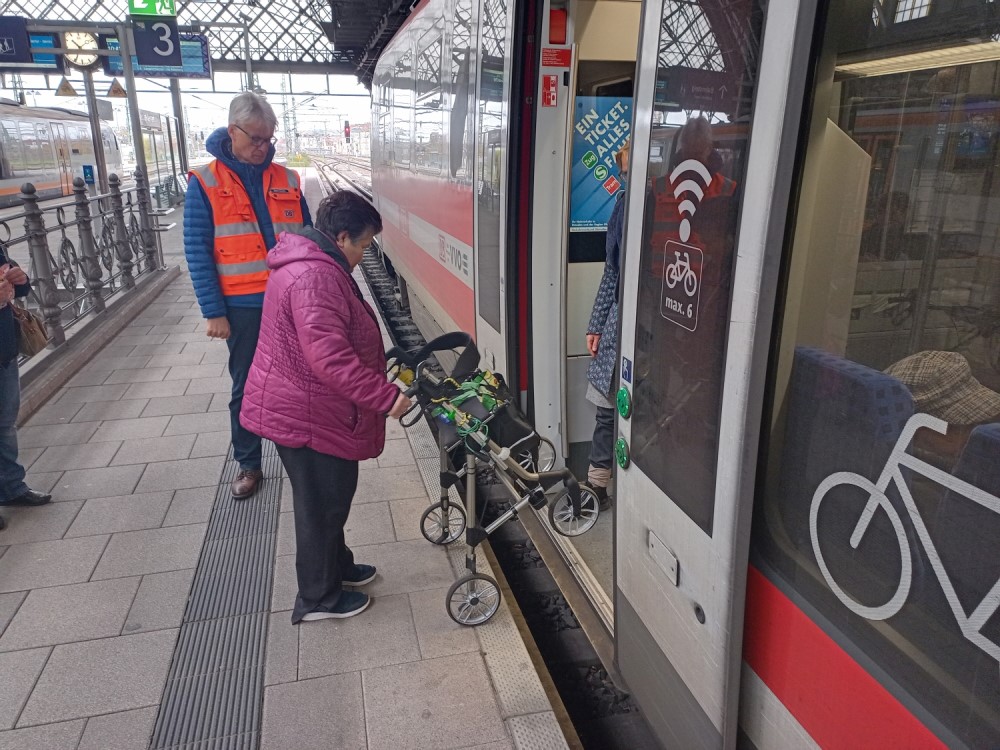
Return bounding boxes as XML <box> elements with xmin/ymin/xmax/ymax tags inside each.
<box><xmin>355</xmin><ymin>467</ymin><xmax>428</xmax><ymax>503</ymax></box>
<box><xmin>17</xmin><ymin>629</ymin><xmax>177</xmax><ymax>727</ymax></box>
<box><xmin>71</xmin><ymin>400</ymin><xmax>148</xmax><ymax>423</ymax></box>
<box><xmin>377</xmin><ymin>439</ymin><xmax>416</xmax><ymax>468</ymax></box>
<box><xmin>459</xmin><ymin>743</ymin><xmax>514</xmax><ymax>750</ymax></box>
<box><xmin>98</xmin><ymin>344</ymin><xmax>140</xmax><ymax>358</ymax></box>
<box><xmin>261</xmin><ymin>672</ymin><xmax>365</xmax><ymax>750</ymax></box>
<box><xmin>264</xmin><ymin>610</ymin><xmax>298</xmax><ymax>686</ymax></box>
<box><xmin>76</xmin><ymin>706</ymin><xmax>158</xmax><ymax>750</ymax></box>
<box><xmin>0</xmin><ymin>536</ymin><xmax>108</xmax><ymax>593</ymax></box>
<box><xmin>409</xmin><ymin>588</ymin><xmax>479</xmax><ymax>660</ymax></box>
<box><xmin>363</xmin><ymin>653</ymin><xmax>507</xmax><ymax>750</ymax></box>
<box><xmin>101</xmin><ymin>367</ymin><xmax>169</xmax><ymax>385</ymax></box>
<box><xmin>280</xmin><ymin>479</ymin><xmax>293</xmax><ymax>513</ymax></box>
<box><xmin>0</xmin><ymin>647</ymin><xmax>50</xmax><ymax>729</ymax></box>
<box><xmin>270</xmin><ymin>554</ymin><xmax>297</xmax><ymax>613</ymax></box>
<box><xmin>131</xmin><ymin>315</ymin><xmax>183</xmax><ymax>328</ymax></box>
<box><xmin>113</xmin><ymin>333</ymin><xmax>168</xmax><ymax>348</ymax></box>
<box><xmin>209</xmin><ymin>392</ymin><xmax>230</xmax><ymax>411</ymax></box>
<box><xmin>129</xmin><ymin>342</ymin><xmax>185</xmax><ymax>357</ymax></box>
<box><xmin>188</xmin><ymin>430</ymin><xmax>232</xmax><ymax>458</ymax></box>
<box><xmin>161</xmin><ymin>410</ymin><xmax>230</xmax><ymax>436</ymax></box>
<box><xmin>0</xmin><ymin>502</ymin><xmax>83</xmax><ymax>544</ymax></box>
<box><xmin>21</xmin><ymin>472</ymin><xmax>61</xmax><ymax>495</ymax></box>
<box><xmin>276</xmin><ymin>512</ymin><xmax>294</xmax><ymax>558</ymax></box>
<box><xmin>48</xmin><ymin>465</ymin><xmax>144</xmax><ymax>503</ymax></box>
<box><xmin>0</xmin><ymin>592</ymin><xmax>27</xmax><ymax>637</ymax></box>
<box><xmin>0</xmin><ymin>719</ymin><xmax>84</xmax><ymax>750</ymax></box>
<box><xmin>65</xmin><ymin>370</ymin><xmax>113</xmax><ymax>388</ymax></box>
<box><xmin>122</xmin><ymin>380</ymin><xmax>190</xmax><ymax>401</ymax></box>
<box><xmin>507</xmin><ymin>712</ymin><xmax>568</xmax><ymax>750</ymax></box>
<box><xmin>0</xmin><ymin>577</ymin><xmax>140</xmax><ymax>651</ymax></box>
<box><xmin>345</xmin><ymin>501</ymin><xmax>396</xmax><ymax>548</ymax></box>
<box><xmin>135</xmin><ymin>456</ymin><xmax>223</xmax><ymax>493</ymax></box>
<box><xmin>77</xmin><ymin>356</ymin><xmax>151</xmax><ymax>375</ymax></box>
<box><xmin>145</xmin><ymin>352</ymin><xmax>204</xmax><ymax>368</ymax></box>
<box><xmin>199</xmin><ymin>348</ymin><xmax>230</xmax><ymax>365</ymax></box>
<box><xmin>164</xmin><ymin>332</ymin><xmax>209</xmax><ymax>344</ymax></box>
<box><xmin>66</xmin><ymin>492</ymin><xmax>172</xmax><ymax>538</ymax></box>
<box><xmin>298</xmin><ymin>593</ymin><xmax>420</xmax><ymax>679</ymax></box>
<box><xmin>92</xmin><ymin>416</ymin><xmax>172</xmax><ymax>443</ymax></box>
<box><xmin>55</xmin><ymin>383</ymin><xmax>131</xmax><ymax>405</ymax></box>
<box><xmin>15</xmin><ymin>422</ymin><xmax>99</xmax><ymax>450</ymax></box>
<box><xmin>30</xmin><ymin>442</ymin><xmax>122</xmax><ymax>473</ymax></box>
<box><xmin>385</xmin><ymin>418</ymin><xmax>407</xmax><ymax>441</ymax></box>
<box><xmin>389</xmin><ymin>497</ymin><xmax>435</xmax><ymax>542</ymax></box>
<box><xmin>122</xmin><ymin>568</ymin><xmax>195</xmax><ymax>634</ymax></box>
<box><xmin>164</xmin><ymin>362</ymin><xmax>226</xmax><ymax>381</ymax></box>
<box><xmin>162</xmin><ymin>486</ymin><xmax>215</xmax><ymax>527</ymax></box>
<box><xmin>22</xmin><ymin>402</ymin><xmax>82</xmax><ymax>427</ymax></box>
<box><xmin>13</xmin><ymin>448</ymin><xmax>42</xmax><ymax>472</ymax></box>
<box><xmin>140</xmin><ymin>392</ymin><xmax>212</xmax><ymax>418</ymax></box>
<box><xmin>180</xmin><ymin>340</ymin><xmax>228</xmax><ymax>356</ymax></box>
<box><xmin>92</xmin><ymin>523</ymin><xmax>207</xmax><ymax>580</ymax></box>
<box><xmin>111</xmin><ymin>433</ymin><xmax>196</xmax><ymax>466</ymax></box>
<box><xmin>356</xmin><ymin>541</ymin><xmax>455</xmax><ymax>598</ymax></box>
<box><xmin>184</xmin><ymin>376</ymin><xmax>232</xmax><ymax>395</ymax></box>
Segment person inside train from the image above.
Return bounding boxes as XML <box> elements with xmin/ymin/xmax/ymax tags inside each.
<box><xmin>0</xmin><ymin>249</ymin><xmax>53</xmax><ymax>530</ymax></box>
<box><xmin>583</xmin><ymin>138</ymin><xmax>630</xmax><ymax>511</ymax></box>
<box><xmin>240</xmin><ymin>190</ymin><xmax>412</xmax><ymax>622</ymax></box>
<box><xmin>184</xmin><ymin>92</ymin><xmax>312</xmax><ymax>502</ymax></box>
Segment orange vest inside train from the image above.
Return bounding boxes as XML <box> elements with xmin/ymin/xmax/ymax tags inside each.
<box><xmin>189</xmin><ymin>160</ymin><xmax>305</xmax><ymax>296</ymax></box>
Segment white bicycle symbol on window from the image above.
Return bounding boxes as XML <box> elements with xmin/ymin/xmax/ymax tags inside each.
<box><xmin>664</xmin><ymin>250</ymin><xmax>698</xmax><ymax>297</ymax></box>
<box><xmin>810</xmin><ymin>413</ymin><xmax>1000</xmax><ymax>670</ymax></box>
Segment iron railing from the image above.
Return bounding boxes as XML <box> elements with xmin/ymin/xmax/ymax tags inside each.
<box><xmin>2</xmin><ymin>170</ymin><xmax>162</xmax><ymax>357</ymax></box>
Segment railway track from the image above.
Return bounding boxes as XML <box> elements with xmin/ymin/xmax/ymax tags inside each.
<box><xmin>315</xmin><ymin>156</ymin><xmax>659</xmax><ymax>750</ymax></box>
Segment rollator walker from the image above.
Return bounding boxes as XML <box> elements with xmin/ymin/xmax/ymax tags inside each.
<box><xmin>387</xmin><ymin>333</ymin><xmax>601</xmax><ymax>626</ymax></box>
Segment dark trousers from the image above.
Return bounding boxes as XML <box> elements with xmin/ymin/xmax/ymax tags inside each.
<box><xmin>226</xmin><ymin>306</ymin><xmax>263</xmax><ymax>470</ymax></box>
<box><xmin>588</xmin><ymin>405</ymin><xmax>615</xmax><ymax>470</ymax></box>
<box><xmin>0</xmin><ymin>361</ymin><xmax>28</xmax><ymax>502</ymax></box>
<box><xmin>276</xmin><ymin>444</ymin><xmax>359</xmax><ymax>623</ymax></box>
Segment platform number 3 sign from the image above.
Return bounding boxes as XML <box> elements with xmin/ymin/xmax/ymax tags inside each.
<box><xmin>131</xmin><ymin>17</ymin><xmax>182</xmax><ymax>67</ymax></box>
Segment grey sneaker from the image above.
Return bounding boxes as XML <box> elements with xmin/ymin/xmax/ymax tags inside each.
<box><xmin>301</xmin><ymin>591</ymin><xmax>371</xmax><ymax>621</ymax></box>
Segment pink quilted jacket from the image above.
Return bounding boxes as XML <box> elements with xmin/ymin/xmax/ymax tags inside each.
<box><xmin>240</xmin><ymin>229</ymin><xmax>400</xmax><ymax>460</ymax></box>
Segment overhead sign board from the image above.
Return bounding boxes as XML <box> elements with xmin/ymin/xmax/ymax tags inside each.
<box><xmin>128</xmin><ymin>0</ymin><xmax>176</xmax><ymax>17</ymax></box>
<box><xmin>132</xmin><ymin>16</ymin><xmax>182</xmax><ymax>67</ymax></box>
<box><xmin>100</xmin><ymin>32</ymin><xmax>211</xmax><ymax>79</ymax></box>
<box><xmin>0</xmin><ymin>16</ymin><xmax>31</xmax><ymax>63</ymax></box>
<box><xmin>654</xmin><ymin>66</ymin><xmax>736</xmax><ymax>113</ymax></box>
<box><xmin>139</xmin><ymin>109</ymin><xmax>162</xmax><ymax>131</ymax></box>
<box><xmin>0</xmin><ymin>21</ymin><xmax>63</xmax><ymax>73</ymax></box>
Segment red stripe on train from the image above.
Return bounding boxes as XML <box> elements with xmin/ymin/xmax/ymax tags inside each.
<box><xmin>373</xmin><ymin>169</ymin><xmax>474</xmax><ymax>247</ymax></box>
<box><xmin>743</xmin><ymin>566</ymin><xmax>946</xmax><ymax>749</ymax></box>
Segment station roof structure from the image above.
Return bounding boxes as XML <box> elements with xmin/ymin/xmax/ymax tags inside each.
<box><xmin>0</xmin><ymin>0</ymin><xmax>416</xmax><ymax>86</ymax></box>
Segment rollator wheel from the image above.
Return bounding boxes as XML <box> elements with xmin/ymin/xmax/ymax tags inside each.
<box><xmin>420</xmin><ymin>501</ymin><xmax>466</xmax><ymax>545</ymax></box>
<box><xmin>517</xmin><ymin>437</ymin><xmax>557</xmax><ymax>473</ymax></box>
<box><xmin>548</xmin><ymin>485</ymin><xmax>600</xmax><ymax>537</ymax></box>
<box><xmin>446</xmin><ymin>574</ymin><xmax>501</xmax><ymax>626</ymax></box>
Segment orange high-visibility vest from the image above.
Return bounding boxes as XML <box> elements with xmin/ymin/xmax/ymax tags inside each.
<box><xmin>189</xmin><ymin>160</ymin><xmax>305</xmax><ymax>296</ymax></box>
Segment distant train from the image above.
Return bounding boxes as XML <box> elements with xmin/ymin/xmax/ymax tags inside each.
<box><xmin>0</xmin><ymin>102</ymin><xmax>123</xmax><ymax>208</ymax></box>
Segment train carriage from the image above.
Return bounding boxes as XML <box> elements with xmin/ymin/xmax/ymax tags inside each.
<box><xmin>371</xmin><ymin>0</ymin><xmax>1000</xmax><ymax>746</ymax></box>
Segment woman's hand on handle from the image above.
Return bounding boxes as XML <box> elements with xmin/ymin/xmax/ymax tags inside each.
<box><xmin>388</xmin><ymin>391</ymin><xmax>413</xmax><ymax>420</ymax></box>
<box><xmin>586</xmin><ymin>333</ymin><xmax>601</xmax><ymax>357</ymax></box>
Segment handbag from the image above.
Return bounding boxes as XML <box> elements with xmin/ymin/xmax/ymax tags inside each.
<box><xmin>11</xmin><ymin>303</ymin><xmax>48</xmax><ymax>356</ymax></box>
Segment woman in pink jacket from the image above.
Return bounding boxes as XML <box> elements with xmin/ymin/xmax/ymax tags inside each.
<box><xmin>241</xmin><ymin>191</ymin><xmax>411</xmax><ymax>622</ymax></box>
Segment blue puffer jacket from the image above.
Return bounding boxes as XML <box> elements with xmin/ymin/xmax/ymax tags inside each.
<box><xmin>184</xmin><ymin>127</ymin><xmax>313</xmax><ymax>319</ymax></box>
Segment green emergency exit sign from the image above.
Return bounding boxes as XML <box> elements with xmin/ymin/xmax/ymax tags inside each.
<box><xmin>128</xmin><ymin>0</ymin><xmax>176</xmax><ymax>16</ymax></box>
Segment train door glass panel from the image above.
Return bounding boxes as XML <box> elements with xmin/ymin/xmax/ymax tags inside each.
<box><xmin>49</xmin><ymin>122</ymin><xmax>72</xmax><ymax>194</ymax></box>
<box><xmin>449</xmin><ymin>0</ymin><xmax>476</xmax><ymax>182</ymax></box>
<box><xmin>34</xmin><ymin>124</ymin><xmax>55</xmax><ymax>182</ymax></box>
<box><xmin>1</xmin><ymin>120</ymin><xmax>24</xmax><ymax>178</ymax></box>
<box><xmin>754</xmin><ymin>1</ymin><xmax>1000</xmax><ymax>746</ymax></box>
<box><xmin>393</xmin><ymin>51</ymin><xmax>414</xmax><ymax>168</ymax></box>
<box><xmin>415</xmin><ymin>27</ymin><xmax>444</xmax><ymax>173</ymax></box>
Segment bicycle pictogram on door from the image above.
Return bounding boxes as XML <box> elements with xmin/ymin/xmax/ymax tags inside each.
<box><xmin>660</xmin><ymin>239</ymin><xmax>703</xmax><ymax>331</ymax></box>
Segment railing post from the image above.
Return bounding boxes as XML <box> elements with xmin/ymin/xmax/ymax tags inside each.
<box><xmin>109</xmin><ymin>174</ymin><xmax>135</xmax><ymax>290</ymax></box>
<box><xmin>73</xmin><ymin>177</ymin><xmax>106</xmax><ymax>314</ymax></box>
<box><xmin>134</xmin><ymin>169</ymin><xmax>160</xmax><ymax>271</ymax></box>
<box><xmin>21</xmin><ymin>183</ymin><xmax>65</xmax><ymax>347</ymax></box>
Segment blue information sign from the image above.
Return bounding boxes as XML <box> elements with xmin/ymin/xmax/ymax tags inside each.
<box><xmin>570</xmin><ymin>96</ymin><xmax>633</xmax><ymax>232</ymax></box>
<box><xmin>100</xmin><ymin>32</ymin><xmax>211</xmax><ymax>79</ymax></box>
<box><xmin>82</xmin><ymin>165</ymin><xmax>95</xmax><ymax>185</ymax></box>
<box><xmin>0</xmin><ymin>17</ymin><xmax>62</xmax><ymax>73</ymax></box>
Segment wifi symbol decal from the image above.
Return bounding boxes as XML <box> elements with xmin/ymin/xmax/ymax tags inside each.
<box><xmin>669</xmin><ymin>159</ymin><xmax>713</xmax><ymax>243</ymax></box>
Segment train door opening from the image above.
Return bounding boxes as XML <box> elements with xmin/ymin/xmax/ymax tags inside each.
<box><xmin>50</xmin><ymin>122</ymin><xmax>72</xmax><ymax>195</ymax></box>
<box><xmin>528</xmin><ymin>0</ymin><xmax>641</xmax><ymax>625</ymax></box>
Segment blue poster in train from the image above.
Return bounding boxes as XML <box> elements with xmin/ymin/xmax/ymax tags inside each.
<box><xmin>570</xmin><ymin>96</ymin><xmax>632</xmax><ymax>231</ymax></box>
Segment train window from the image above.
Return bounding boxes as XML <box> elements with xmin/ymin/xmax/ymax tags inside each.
<box><xmin>629</xmin><ymin>0</ymin><xmax>763</xmax><ymax>535</ymax></box>
<box><xmin>19</xmin><ymin>121</ymin><xmax>40</xmax><ymax>172</ymax></box>
<box><xmin>393</xmin><ymin>51</ymin><xmax>413</xmax><ymax>168</ymax></box>
<box><xmin>0</xmin><ymin>119</ymin><xmax>20</xmax><ymax>178</ymax></box>
<box><xmin>34</xmin><ymin>124</ymin><xmax>54</xmax><ymax>169</ymax></box>
<box><xmin>374</xmin><ymin>70</ymin><xmax>393</xmax><ymax>166</ymax></box>
<box><xmin>449</xmin><ymin>0</ymin><xmax>476</xmax><ymax>179</ymax></box>
<box><xmin>756</xmin><ymin>0</ymin><xmax>1000</xmax><ymax>745</ymax></box>
<box><xmin>414</xmin><ymin>27</ymin><xmax>444</xmax><ymax>173</ymax></box>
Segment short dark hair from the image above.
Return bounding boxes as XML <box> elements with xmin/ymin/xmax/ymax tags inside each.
<box><xmin>315</xmin><ymin>190</ymin><xmax>383</xmax><ymax>242</ymax></box>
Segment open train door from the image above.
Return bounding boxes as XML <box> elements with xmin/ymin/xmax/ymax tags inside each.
<box><xmin>612</xmin><ymin>0</ymin><xmax>810</xmax><ymax>745</ymax></box>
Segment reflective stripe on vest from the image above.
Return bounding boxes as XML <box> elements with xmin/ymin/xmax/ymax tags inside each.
<box><xmin>189</xmin><ymin>160</ymin><xmax>305</xmax><ymax>296</ymax></box>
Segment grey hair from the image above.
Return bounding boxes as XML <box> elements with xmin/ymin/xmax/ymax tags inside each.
<box><xmin>228</xmin><ymin>92</ymin><xmax>278</xmax><ymax>129</ymax></box>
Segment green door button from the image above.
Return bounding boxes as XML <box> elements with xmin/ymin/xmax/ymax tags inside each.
<box><xmin>615</xmin><ymin>438</ymin><xmax>630</xmax><ymax>469</ymax></box>
<box><xmin>616</xmin><ymin>387</ymin><xmax>632</xmax><ymax>419</ymax></box>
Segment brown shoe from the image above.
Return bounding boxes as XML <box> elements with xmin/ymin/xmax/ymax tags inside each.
<box><xmin>232</xmin><ymin>469</ymin><xmax>264</xmax><ymax>500</ymax></box>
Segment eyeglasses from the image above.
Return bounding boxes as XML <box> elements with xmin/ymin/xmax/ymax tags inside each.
<box><xmin>234</xmin><ymin>125</ymin><xmax>278</xmax><ymax>148</ymax></box>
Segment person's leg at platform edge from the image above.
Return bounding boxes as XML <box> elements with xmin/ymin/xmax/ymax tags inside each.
<box><xmin>227</xmin><ymin>305</ymin><xmax>264</xmax><ymax>499</ymax></box>
<box><xmin>585</xmin><ymin>405</ymin><xmax>615</xmax><ymax>511</ymax></box>
<box><xmin>0</xmin><ymin>361</ymin><xmax>51</xmax><ymax>519</ymax></box>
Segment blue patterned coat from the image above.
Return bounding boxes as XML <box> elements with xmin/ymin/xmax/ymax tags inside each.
<box><xmin>586</xmin><ymin>193</ymin><xmax>626</xmax><ymax>398</ymax></box>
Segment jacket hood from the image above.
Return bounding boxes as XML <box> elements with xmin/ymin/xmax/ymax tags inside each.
<box><xmin>206</xmin><ymin>126</ymin><xmax>275</xmax><ymax>175</ymax></box>
<box><xmin>267</xmin><ymin>229</ymin><xmax>345</xmax><ymax>272</ymax></box>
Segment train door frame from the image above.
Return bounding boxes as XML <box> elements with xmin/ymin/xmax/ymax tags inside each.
<box><xmin>49</xmin><ymin>121</ymin><xmax>73</xmax><ymax>195</ymax></box>
<box><xmin>612</xmin><ymin>0</ymin><xmax>821</xmax><ymax>745</ymax></box>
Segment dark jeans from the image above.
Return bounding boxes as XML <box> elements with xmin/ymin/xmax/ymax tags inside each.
<box><xmin>276</xmin><ymin>444</ymin><xmax>359</xmax><ymax>623</ymax></box>
<box><xmin>0</xmin><ymin>361</ymin><xmax>28</xmax><ymax>502</ymax></box>
<box><xmin>588</xmin><ymin>405</ymin><xmax>615</xmax><ymax>471</ymax></box>
<box><xmin>226</xmin><ymin>306</ymin><xmax>263</xmax><ymax>470</ymax></box>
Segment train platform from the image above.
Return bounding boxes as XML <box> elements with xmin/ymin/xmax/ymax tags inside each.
<box><xmin>0</xmin><ymin>202</ymin><xmax>570</xmax><ymax>749</ymax></box>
